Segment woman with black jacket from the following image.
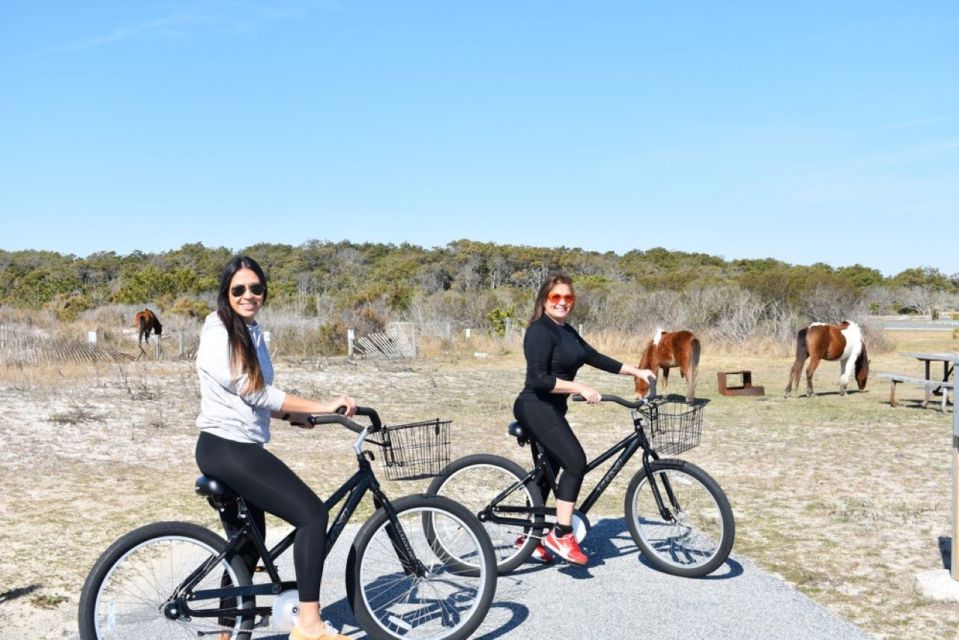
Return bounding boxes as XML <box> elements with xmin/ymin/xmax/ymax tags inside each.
<box><xmin>514</xmin><ymin>271</ymin><xmax>655</xmax><ymax>565</ymax></box>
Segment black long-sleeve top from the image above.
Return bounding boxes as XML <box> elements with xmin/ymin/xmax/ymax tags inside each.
<box><xmin>516</xmin><ymin>314</ymin><xmax>623</xmax><ymax>408</ymax></box>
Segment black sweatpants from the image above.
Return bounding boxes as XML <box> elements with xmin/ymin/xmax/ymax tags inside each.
<box><xmin>195</xmin><ymin>432</ymin><xmax>329</xmax><ymax>602</ymax></box>
<box><xmin>513</xmin><ymin>399</ymin><xmax>587</xmax><ymax>503</ymax></box>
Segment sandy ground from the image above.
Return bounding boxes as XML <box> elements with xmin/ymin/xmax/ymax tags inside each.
<box><xmin>1</xmin><ymin>330</ymin><xmax>958</xmax><ymax>639</ymax></box>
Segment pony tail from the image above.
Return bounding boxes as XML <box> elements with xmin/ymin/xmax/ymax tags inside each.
<box><xmin>794</xmin><ymin>328</ymin><xmax>809</xmax><ymax>364</ymax></box>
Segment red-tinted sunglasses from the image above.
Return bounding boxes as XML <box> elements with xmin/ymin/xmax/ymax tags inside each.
<box><xmin>547</xmin><ymin>293</ymin><xmax>575</xmax><ymax>304</ymax></box>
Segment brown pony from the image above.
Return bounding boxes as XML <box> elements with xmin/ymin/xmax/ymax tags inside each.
<box><xmin>635</xmin><ymin>329</ymin><xmax>700</xmax><ymax>404</ymax></box>
<box><xmin>785</xmin><ymin>321</ymin><xmax>869</xmax><ymax>397</ymax></box>
<box><xmin>135</xmin><ymin>308</ymin><xmax>163</xmax><ymax>346</ymax></box>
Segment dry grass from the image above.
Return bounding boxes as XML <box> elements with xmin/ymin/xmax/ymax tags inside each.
<box><xmin>1</xmin><ymin>329</ymin><xmax>957</xmax><ymax>638</ymax></box>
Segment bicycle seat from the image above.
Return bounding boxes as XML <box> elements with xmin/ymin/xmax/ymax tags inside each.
<box><xmin>194</xmin><ymin>475</ymin><xmax>237</xmax><ymax>500</ymax></box>
<box><xmin>508</xmin><ymin>421</ymin><xmax>529</xmax><ymax>445</ymax></box>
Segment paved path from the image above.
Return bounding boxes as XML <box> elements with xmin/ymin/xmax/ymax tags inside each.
<box><xmin>256</xmin><ymin>518</ymin><xmax>873</xmax><ymax>640</ymax></box>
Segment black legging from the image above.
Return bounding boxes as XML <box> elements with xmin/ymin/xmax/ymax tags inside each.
<box><xmin>513</xmin><ymin>399</ymin><xmax>587</xmax><ymax>503</ymax></box>
<box><xmin>195</xmin><ymin>432</ymin><xmax>329</xmax><ymax>602</ymax></box>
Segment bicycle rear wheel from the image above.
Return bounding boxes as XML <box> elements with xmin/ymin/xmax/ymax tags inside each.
<box><xmin>426</xmin><ymin>453</ymin><xmax>545</xmax><ymax>574</ymax></box>
<box><xmin>78</xmin><ymin>521</ymin><xmax>254</xmax><ymax>640</ymax></box>
<box><xmin>625</xmin><ymin>459</ymin><xmax>735</xmax><ymax>578</ymax></box>
<box><xmin>347</xmin><ymin>495</ymin><xmax>496</xmax><ymax>640</ymax></box>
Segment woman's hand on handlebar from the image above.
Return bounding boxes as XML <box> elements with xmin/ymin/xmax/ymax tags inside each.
<box><xmin>576</xmin><ymin>384</ymin><xmax>602</xmax><ymax>404</ymax></box>
<box><xmin>622</xmin><ymin>364</ymin><xmax>656</xmax><ymax>384</ymax></box>
<box><xmin>330</xmin><ymin>395</ymin><xmax>358</xmax><ymax>417</ymax></box>
<box><xmin>277</xmin><ymin>393</ymin><xmax>358</xmax><ymax>420</ymax></box>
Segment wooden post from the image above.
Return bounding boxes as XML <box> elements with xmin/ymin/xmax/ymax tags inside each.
<box><xmin>347</xmin><ymin>328</ymin><xmax>355</xmax><ymax>358</ymax></box>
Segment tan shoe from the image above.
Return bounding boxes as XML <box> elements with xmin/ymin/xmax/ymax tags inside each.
<box><xmin>289</xmin><ymin>622</ymin><xmax>350</xmax><ymax>640</ymax></box>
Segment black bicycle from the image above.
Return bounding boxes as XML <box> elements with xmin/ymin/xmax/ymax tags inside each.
<box><xmin>426</xmin><ymin>393</ymin><xmax>735</xmax><ymax>578</ymax></box>
<box><xmin>78</xmin><ymin>407</ymin><xmax>497</xmax><ymax>640</ymax></box>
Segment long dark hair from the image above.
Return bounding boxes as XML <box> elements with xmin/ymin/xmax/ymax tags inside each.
<box><xmin>528</xmin><ymin>271</ymin><xmax>574</xmax><ymax>325</ymax></box>
<box><xmin>217</xmin><ymin>256</ymin><xmax>269</xmax><ymax>393</ymax></box>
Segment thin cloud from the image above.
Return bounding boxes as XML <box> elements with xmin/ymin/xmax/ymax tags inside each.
<box><xmin>30</xmin><ymin>13</ymin><xmax>221</xmax><ymax>57</ymax></box>
<box><xmin>827</xmin><ymin>138</ymin><xmax>959</xmax><ymax>170</ymax></box>
<box><xmin>27</xmin><ymin>0</ymin><xmax>340</xmax><ymax>57</ymax></box>
<box><xmin>857</xmin><ymin>115</ymin><xmax>954</xmax><ymax>134</ymax></box>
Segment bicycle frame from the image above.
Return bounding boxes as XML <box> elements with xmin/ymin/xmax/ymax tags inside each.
<box><xmin>481</xmin><ymin>402</ymin><xmax>679</xmax><ymax>531</ymax></box>
<box><xmin>170</xmin><ymin>431</ymin><xmax>423</xmax><ymax>623</ymax></box>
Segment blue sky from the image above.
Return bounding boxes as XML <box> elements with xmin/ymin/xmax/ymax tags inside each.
<box><xmin>1</xmin><ymin>1</ymin><xmax>956</xmax><ymax>277</ymax></box>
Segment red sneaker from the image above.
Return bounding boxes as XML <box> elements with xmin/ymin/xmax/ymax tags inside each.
<box><xmin>543</xmin><ymin>529</ymin><xmax>588</xmax><ymax>565</ymax></box>
<box><xmin>515</xmin><ymin>536</ymin><xmax>554</xmax><ymax>563</ymax></box>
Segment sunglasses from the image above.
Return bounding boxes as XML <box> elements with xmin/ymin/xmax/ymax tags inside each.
<box><xmin>547</xmin><ymin>293</ymin><xmax>575</xmax><ymax>304</ymax></box>
<box><xmin>230</xmin><ymin>283</ymin><xmax>265</xmax><ymax>297</ymax></box>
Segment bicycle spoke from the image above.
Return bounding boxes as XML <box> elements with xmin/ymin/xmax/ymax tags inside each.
<box><xmin>89</xmin><ymin>533</ymin><xmax>247</xmax><ymax>640</ymax></box>
<box><xmin>429</xmin><ymin>458</ymin><xmax>542</xmax><ymax>572</ymax></box>
<box><xmin>355</xmin><ymin>504</ymin><xmax>491</xmax><ymax>639</ymax></box>
<box><xmin>628</xmin><ymin>465</ymin><xmax>728</xmax><ymax>575</ymax></box>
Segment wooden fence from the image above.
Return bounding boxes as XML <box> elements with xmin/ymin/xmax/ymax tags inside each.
<box><xmin>351</xmin><ymin>322</ymin><xmax>417</xmax><ymax>360</ymax></box>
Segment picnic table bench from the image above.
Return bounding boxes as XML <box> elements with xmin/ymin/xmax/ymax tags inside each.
<box><xmin>879</xmin><ymin>373</ymin><xmax>954</xmax><ymax>412</ymax></box>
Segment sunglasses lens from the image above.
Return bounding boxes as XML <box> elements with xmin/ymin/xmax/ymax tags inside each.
<box><xmin>548</xmin><ymin>293</ymin><xmax>574</xmax><ymax>304</ymax></box>
<box><xmin>231</xmin><ymin>284</ymin><xmax>265</xmax><ymax>297</ymax></box>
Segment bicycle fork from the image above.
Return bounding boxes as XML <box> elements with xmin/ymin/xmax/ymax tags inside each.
<box><xmin>371</xmin><ymin>488</ymin><xmax>428</xmax><ymax>578</ymax></box>
<box><xmin>641</xmin><ymin>452</ymin><xmax>682</xmax><ymax>522</ymax></box>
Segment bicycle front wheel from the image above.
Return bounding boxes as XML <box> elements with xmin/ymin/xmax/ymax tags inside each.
<box><xmin>78</xmin><ymin>521</ymin><xmax>254</xmax><ymax>640</ymax></box>
<box><xmin>426</xmin><ymin>453</ymin><xmax>545</xmax><ymax>574</ymax></box>
<box><xmin>625</xmin><ymin>459</ymin><xmax>735</xmax><ymax>578</ymax></box>
<box><xmin>347</xmin><ymin>495</ymin><xmax>496</xmax><ymax>640</ymax></box>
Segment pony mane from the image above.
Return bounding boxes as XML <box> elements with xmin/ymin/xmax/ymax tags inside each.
<box><xmin>841</xmin><ymin>321</ymin><xmax>862</xmax><ymax>348</ymax></box>
<box><xmin>652</xmin><ymin>328</ymin><xmax>664</xmax><ymax>345</ymax></box>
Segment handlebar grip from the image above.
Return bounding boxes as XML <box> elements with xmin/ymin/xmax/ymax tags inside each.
<box><xmin>310</xmin><ymin>406</ymin><xmax>382</xmax><ymax>433</ymax></box>
<box><xmin>571</xmin><ymin>394</ymin><xmax>651</xmax><ymax>409</ymax></box>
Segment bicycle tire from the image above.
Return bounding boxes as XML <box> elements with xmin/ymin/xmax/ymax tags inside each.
<box><xmin>426</xmin><ymin>453</ymin><xmax>545</xmax><ymax>574</ymax></box>
<box><xmin>346</xmin><ymin>495</ymin><xmax>497</xmax><ymax>640</ymax></box>
<box><xmin>78</xmin><ymin>521</ymin><xmax>254</xmax><ymax>640</ymax></box>
<box><xmin>624</xmin><ymin>459</ymin><xmax>735</xmax><ymax>578</ymax></box>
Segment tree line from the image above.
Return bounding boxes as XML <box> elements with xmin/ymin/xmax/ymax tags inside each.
<box><xmin>1</xmin><ymin>240</ymin><xmax>956</xmax><ymax>352</ymax></box>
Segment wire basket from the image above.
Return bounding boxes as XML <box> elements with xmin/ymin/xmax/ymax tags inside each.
<box><xmin>379</xmin><ymin>418</ymin><xmax>451</xmax><ymax>480</ymax></box>
<box><xmin>631</xmin><ymin>397</ymin><xmax>707</xmax><ymax>455</ymax></box>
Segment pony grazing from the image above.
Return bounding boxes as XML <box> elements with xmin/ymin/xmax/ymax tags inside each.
<box><xmin>635</xmin><ymin>329</ymin><xmax>701</xmax><ymax>404</ymax></box>
<box><xmin>785</xmin><ymin>321</ymin><xmax>869</xmax><ymax>397</ymax></box>
<box><xmin>135</xmin><ymin>308</ymin><xmax>163</xmax><ymax>346</ymax></box>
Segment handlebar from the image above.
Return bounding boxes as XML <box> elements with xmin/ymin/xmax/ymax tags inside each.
<box><xmin>571</xmin><ymin>394</ymin><xmax>654</xmax><ymax>409</ymax></box>
<box><xmin>307</xmin><ymin>406</ymin><xmax>382</xmax><ymax>433</ymax></box>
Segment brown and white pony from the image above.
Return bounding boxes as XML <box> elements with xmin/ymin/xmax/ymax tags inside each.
<box><xmin>785</xmin><ymin>321</ymin><xmax>869</xmax><ymax>397</ymax></box>
<box><xmin>635</xmin><ymin>329</ymin><xmax>701</xmax><ymax>404</ymax></box>
<box><xmin>135</xmin><ymin>308</ymin><xmax>163</xmax><ymax>346</ymax></box>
